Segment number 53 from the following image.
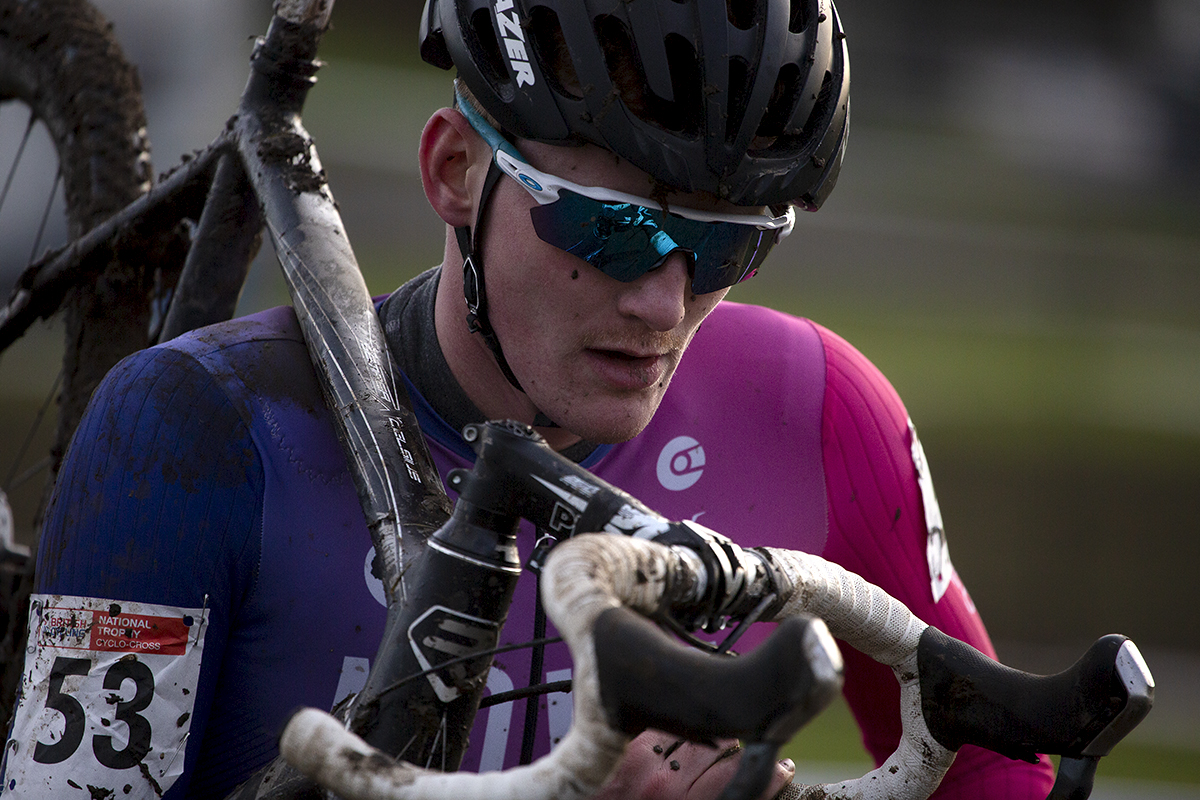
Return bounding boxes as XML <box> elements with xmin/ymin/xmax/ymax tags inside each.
<box><xmin>33</xmin><ymin>655</ymin><xmax>155</xmax><ymax>769</ymax></box>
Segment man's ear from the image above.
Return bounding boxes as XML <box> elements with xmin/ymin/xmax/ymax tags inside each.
<box><xmin>419</xmin><ymin>107</ymin><xmax>487</xmax><ymax>228</ymax></box>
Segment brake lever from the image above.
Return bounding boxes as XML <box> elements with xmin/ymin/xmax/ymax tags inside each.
<box><xmin>592</xmin><ymin>608</ymin><xmax>844</xmax><ymax>800</ymax></box>
<box><xmin>1044</xmin><ymin>637</ymin><xmax>1155</xmax><ymax>800</ymax></box>
<box><xmin>917</xmin><ymin>629</ymin><xmax>1154</xmax><ymax>800</ymax></box>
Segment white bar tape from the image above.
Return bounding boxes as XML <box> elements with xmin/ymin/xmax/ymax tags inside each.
<box><xmin>765</xmin><ymin>547</ymin><xmax>927</xmax><ymax>665</ymax></box>
<box><xmin>279</xmin><ymin>707</ymin><xmax>624</xmax><ymax>800</ymax></box>
<box><xmin>764</xmin><ymin>547</ymin><xmax>955</xmax><ymax>799</ymax></box>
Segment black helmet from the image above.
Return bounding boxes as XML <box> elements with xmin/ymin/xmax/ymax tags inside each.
<box><xmin>420</xmin><ymin>0</ymin><xmax>850</xmax><ymax>210</ymax></box>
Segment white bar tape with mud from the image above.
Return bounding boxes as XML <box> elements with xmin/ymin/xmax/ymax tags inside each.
<box><xmin>764</xmin><ymin>546</ymin><xmax>954</xmax><ymax>800</ymax></box>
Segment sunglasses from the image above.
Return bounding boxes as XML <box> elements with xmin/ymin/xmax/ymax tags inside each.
<box><xmin>455</xmin><ymin>90</ymin><xmax>794</xmax><ymax>295</ymax></box>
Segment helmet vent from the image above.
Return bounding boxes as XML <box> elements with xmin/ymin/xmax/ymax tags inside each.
<box><xmin>788</xmin><ymin>0</ymin><xmax>813</xmax><ymax>33</ymax></box>
<box><xmin>657</xmin><ymin>33</ymin><xmax>703</xmax><ymax>137</ymax></box>
<box><xmin>725</xmin><ymin>56</ymin><xmax>752</xmax><ymax>144</ymax></box>
<box><xmin>752</xmin><ymin>62</ymin><xmax>803</xmax><ymax>148</ymax></box>
<box><xmin>594</xmin><ymin>15</ymin><xmax>701</xmax><ymax>137</ymax></box>
<box><xmin>726</xmin><ymin>0</ymin><xmax>764</xmax><ymax>31</ymax></box>
<box><xmin>468</xmin><ymin>6</ymin><xmax>513</xmax><ymax>100</ymax></box>
<box><xmin>528</xmin><ymin>6</ymin><xmax>583</xmax><ymax>101</ymax></box>
<box><xmin>797</xmin><ymin>69</ymin><xmax>835</xmax><ymax>148</ymax></box>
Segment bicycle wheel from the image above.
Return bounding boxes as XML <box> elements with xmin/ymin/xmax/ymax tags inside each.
<box><xmin>1</xmin><ymin>0</ymin><xmax>156</xmax><ymax>476</ymax></box>
<box><xmin>0</xmin><ymin>0</ymin><xmax>154</xmax><ymax>732</ymax></box>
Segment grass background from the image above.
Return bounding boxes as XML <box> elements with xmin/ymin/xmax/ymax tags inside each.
<box><xmin>3</xmin><ymin>0</ymin><xmax>1198</xmax><ymax>789</ymax></box>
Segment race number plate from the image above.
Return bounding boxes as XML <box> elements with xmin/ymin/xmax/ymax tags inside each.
<box><xmin>2</xmin><ymin>595</ymin><xmax>208</xmax><ymax>797</ymax></box>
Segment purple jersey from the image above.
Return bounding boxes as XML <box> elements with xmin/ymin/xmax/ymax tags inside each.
<box><xmin>9</xmin><ymin>300</ymin><xmax>1052</xmax><ymax>798</ymax></box>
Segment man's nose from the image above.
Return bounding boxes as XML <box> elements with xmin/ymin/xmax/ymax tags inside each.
<box><xmin>615</xmin><ymin>250</ymin><xmax>691</xmax><ymax>331</ymax></box>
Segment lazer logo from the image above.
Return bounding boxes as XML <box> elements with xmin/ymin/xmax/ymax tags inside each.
<box><xmin>657</xmin><ymin>436</ymin><xmax>706</xmax><ymax>491</ymax></box>
<box><xmin>494</xmin><ymin>0</ymin><xmax>535</xmax><ymax>87</ymax></box>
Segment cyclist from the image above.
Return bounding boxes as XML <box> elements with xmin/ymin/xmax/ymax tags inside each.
<box><xmin>3</xmin><ymin>0</ymin><xmax>1055</xmax><ymax>798</ymax></box>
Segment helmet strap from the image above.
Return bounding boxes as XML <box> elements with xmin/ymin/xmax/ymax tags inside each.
<box><xmin>455</xmin><ymin>158</ymin><xmax>559</xmax><ymax>429</ymax></box>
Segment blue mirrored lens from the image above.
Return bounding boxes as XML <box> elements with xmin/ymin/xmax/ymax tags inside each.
<box><xmin>529</xmin><ymin>190</ymin><xmax>773</xmax><ymax>294</ymax></box>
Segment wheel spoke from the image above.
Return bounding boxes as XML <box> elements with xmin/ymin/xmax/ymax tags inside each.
<box><xmin>27</xmin><ymin>167</ymin><xmax>63</xmax><ymax>266</ymax></box>
<box><xmin>0</xmin><ymin>107</ymin><xmax>36</xmax><ymax>216</ymax></box>
<box><xmin>3</xmin><ymin>369</ymin><xmax>62</xmax><ymax>493</ymax></box>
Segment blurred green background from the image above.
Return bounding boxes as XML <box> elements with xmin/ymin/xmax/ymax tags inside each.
<box><xmin>2</xmin><ymin>0</ymin><xmax>1198</xmax><ymax>791</ymax></box>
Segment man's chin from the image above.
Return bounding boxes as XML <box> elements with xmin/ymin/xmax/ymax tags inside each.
<box><xmin>553</xmin><ymin>398</ymin><xmax>664</xmax><ymax>446</ymax></box>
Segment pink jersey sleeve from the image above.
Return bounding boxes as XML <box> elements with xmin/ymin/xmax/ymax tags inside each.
<box><xmin>814</xmin><ymin>323</ymin><xmax>1054</xmax><ymax>798</ymax></box>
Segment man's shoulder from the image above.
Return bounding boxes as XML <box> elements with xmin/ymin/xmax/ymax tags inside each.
<box><xmin>669</xmin><ymin>300</ymin><xmax>903</xmax><ymax>429</ymax></box>
<box><xmin>156</xmin><ymin>305</ymin><xmax>308</xmax><ymax>380</ymax></box>
<box><xmin>685</xmin><ymin>300</ymin><xmax>826</xmax><ymax>377</ymax></box>
<box><xmin>163</xmin><ymin>305</ymin><xmax>304</xmax><ymax>359</ymax></box>
<box><xmin>696</xmin><ymin>301</ymin><xmax>884</xmax><ymax>386</ymax></box>
<box><xmin>98</xmin><ymin>306</ymin><xmax>319</xmax><ymax>425</ymax></box>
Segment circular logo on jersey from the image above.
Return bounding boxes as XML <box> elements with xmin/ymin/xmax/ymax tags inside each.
<box><xmin>364</xmin><ymin>547</ymin><xmax>387</xmax><ymax>608</ymax></box>
<box><xmin>657</xmin><ymin>436</ymin><xmax>706</xmax><ymax>491</ymax></box>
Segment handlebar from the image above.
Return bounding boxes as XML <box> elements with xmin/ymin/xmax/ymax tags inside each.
<box><xmin>279</xmin><ymin>421</ymin><xmax>1154</xmax><ymax>800</ymax></box>
<box><xmin>280</xmin><ymin>534</ymin><xmax>845</xmax><ymax>800</ymax></box>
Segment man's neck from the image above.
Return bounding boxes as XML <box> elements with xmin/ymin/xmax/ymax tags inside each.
<box><xmin>383</xmin><ymin>266</ymin><xmax>594</xmax><ymax>459</ymax></box>
<box><xmin>380</xmin><ymin>268</ymin><xmax>483</xmax><ymax>438</ymax></box>
<box><xmin>431</xmin><ymin>262</ymin><xmax>588</xmax><ymax>453</ymax></box>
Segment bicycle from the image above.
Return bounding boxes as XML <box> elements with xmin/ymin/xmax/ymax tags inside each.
<box><xmin>0</xmin><ymin>1</ymin><xmax>1155</xmax><ymax>798</ymax></box>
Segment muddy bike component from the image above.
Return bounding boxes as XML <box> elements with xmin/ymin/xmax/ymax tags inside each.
<box><xmin>0</xmin><ymin>0</ymin><xmax>163</xmax><ymax>477</ymax></box>
<box><xmin>218</xmin><ymin>3</ymin><xmax>454</xmax><ymax>798</ymax></box>
<box><xmin>156</xmin><ymin>153</ymin><xmax>263</xmax><ymax>341</ymax></box>
<box><xmin>231</xmin><ymin>0</ymin><xmax>451</xmax><ymax>607</ymax></box>
<box><xmin>916</xmin><ymin>628</ymin><xmax>1153</xmax><ymax>800</ymax></box>
<box><xmin>450</xmin><ymin>420</ymin><xmax>779</xmax><ymax>632</ymax></box>
<box><xmin>343</xmin><ymin>474</ymin><xmax>523</xmax><ymax>768</ymax></box>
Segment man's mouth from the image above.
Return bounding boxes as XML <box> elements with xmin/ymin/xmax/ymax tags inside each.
<box><xmin>601</xmin><ymin>348</ymin><xmax>658</xmax><ymax>361</ymax></box>
<box><xmin>586</xmin><ymin>347</ymin><xmax>670</xmax><ymax>389</ymax></box>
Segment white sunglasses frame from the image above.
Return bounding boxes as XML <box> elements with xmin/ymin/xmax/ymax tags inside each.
<box><xmin>455</xmin><ymin>87</ymin><xmax>796</xmax><ymax>241</ymax></box>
